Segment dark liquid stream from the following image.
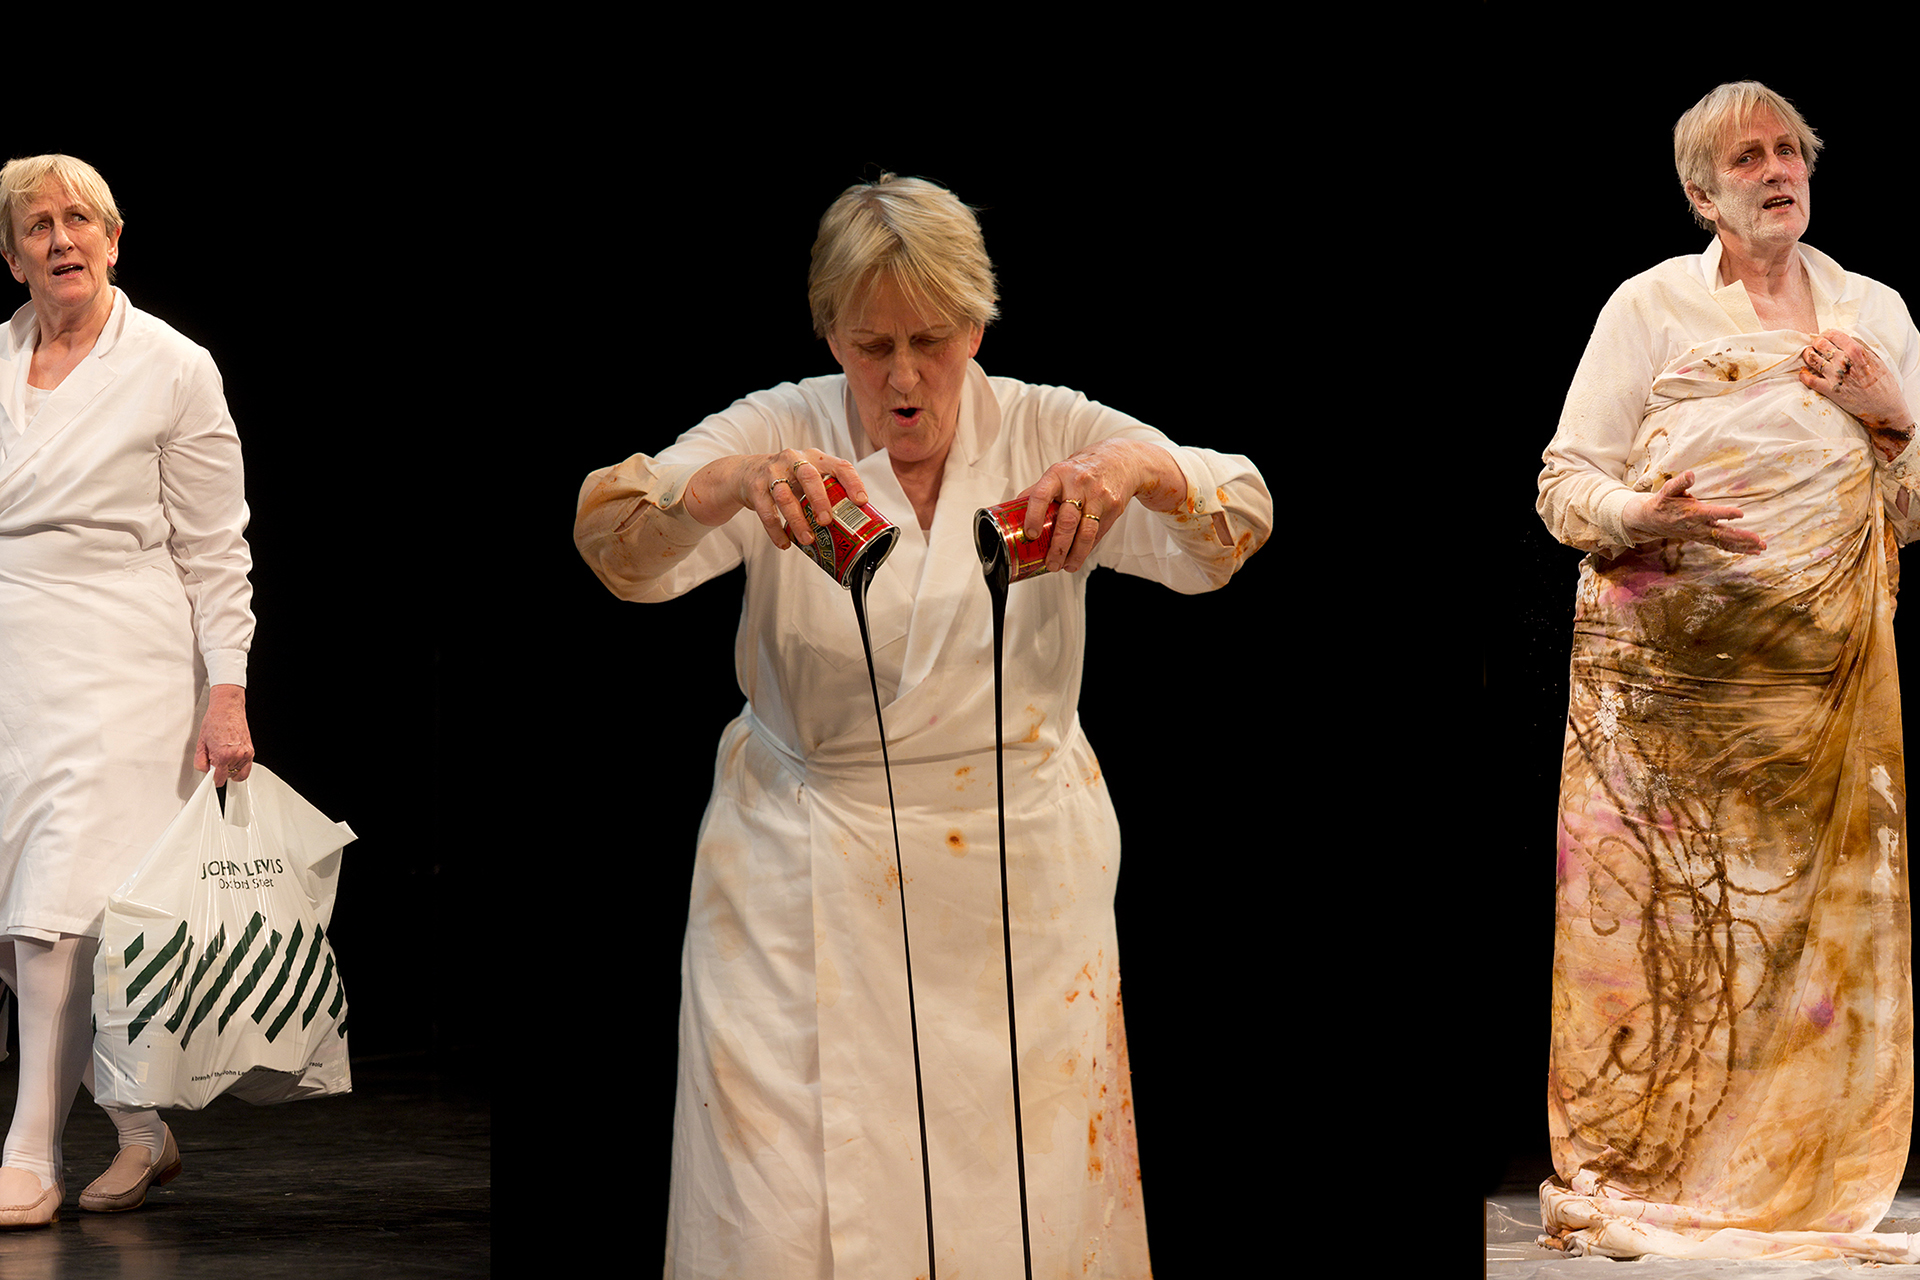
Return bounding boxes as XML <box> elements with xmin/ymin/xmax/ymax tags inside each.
<box><xmin>841</xmin><ymin>537</ymin><xmax>1034</xmax><ymax>1280</ymax></box>
<box><xmin>849</xmin><ymin>562</ymin><xmax>938</xmax><ymax>1278</ymax></box>
<box><xmin>983</xmin><ymin>563</ymin><xmax>1035</xmax><ymax>1280</ymax></box>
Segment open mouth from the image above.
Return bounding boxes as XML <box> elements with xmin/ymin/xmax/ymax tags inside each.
<box><xmin>891</xmin><ymin>407</ymin><xmax>921</xmax><ymax>422</ymax></box>
<box><xmin>1762</xmin><ymin>196</ymin><xmax>1795</xmax><ymax>209</ymax></box>
<box><xmin>51</xmin><ymin>264</ymin><xmax>82</xmax><ymax>277</ymax></box>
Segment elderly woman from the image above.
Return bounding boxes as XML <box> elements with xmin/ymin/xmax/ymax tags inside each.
<box><xmin>576</xmin><ymin>174</ymin><xmax>1268</xmax><ymax>1277</ymax></box>
<box><xmin>1536</xmin><ymin>84</ymin><xmax>1920</xmax><ymax>1261</ymax></box>
<box><xmin>0</xmin><ymin>155</ymin><xmax>255</xmax><ymax>1228</ymax></box>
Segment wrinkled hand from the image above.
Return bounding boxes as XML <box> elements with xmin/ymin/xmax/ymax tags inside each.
<box><xmin>1015</xmin><ymin>439</ymin><xmax>1185</xmax><ymax>574</ymax></box>
<box><xmin>687</xmin><ymin>449</ymin><xmax>870</xmax><ymax>551</ymax></box>
<box><xmin>194</xmin><ymin>684</ymin><xmax>253</xmax><ymax>786</ymax></box>
<box><xmin>1800</xmin><ymin>329</ymin><xmax>1915</xmax><ymax>461</ymax></box>
<box><xmin>1622</xmin><ymin>471</ymin><xmax>1766</xmax><ymax>554</ymax></box>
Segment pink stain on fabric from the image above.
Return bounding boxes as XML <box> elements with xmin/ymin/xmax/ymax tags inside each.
<box><xmin>1603</xmin><ymin>565</ymin><xmax>1670</xmax><ymax>605</ymax></box>
<box><xmin>1808</xmin><ymin>996</ymin><xmax>1835</xmax><ymax>1030</ymax></box>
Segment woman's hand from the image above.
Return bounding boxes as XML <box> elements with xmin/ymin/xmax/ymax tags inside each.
<box><xmin>685</xmin><ymin>449</ymin><xmax>870</xmax><ymax>551</ymax></box>
<box><xmin>1800</xmin><ymin>329</ymin><xmax>1916</xmax><ymax>461</ymax></box>
<box><xmin>1621</xmin><ymin>471</ymin><xmax>1767</xmax><ymax>554</ymax></box>
<box><xmin>1016</xmin><ymin>439</ymin><xmax>1187</xmax><ymax>574</ymax></box>
<box><xmin>194</xmin><ymin>683</ymin><xmax>253</xmax><ymax>785</ymax></box>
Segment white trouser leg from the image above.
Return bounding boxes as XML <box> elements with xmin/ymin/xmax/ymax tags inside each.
<box><xmin>0</xmin><ymin>934</ymin><xmax>96</xmax><ymax>1189</ymax></box>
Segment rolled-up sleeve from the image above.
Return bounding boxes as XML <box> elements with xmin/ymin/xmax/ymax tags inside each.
<box><xmin>574</xmin><ymin>453</ymin><xmax>734</xmax><ymax>602</ymax></box>
<box><xmin>1005</xmin><ymin>382</ymin><xmax>1268</xmax><ymax>592</ymax></box>
<box><xmin>1110</xmin><ymin>431</ymin><xmax>1270</xmax><ymax>592</ymax></box>
<box><xmin>573</xmin><ymin>385</ymin><xmax>819</xmax><ymax>602</ymax></box>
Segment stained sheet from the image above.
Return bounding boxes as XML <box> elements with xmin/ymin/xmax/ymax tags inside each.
<box><xmin>1545</xmin><ymin>331</ymin><xmax>1915</xmax><ymax>1260</ymax></box>
<box><xmin>1490</xmin><ymin>1192</ymin><xmax>1920</xmax><ymax>1275</ymax></box>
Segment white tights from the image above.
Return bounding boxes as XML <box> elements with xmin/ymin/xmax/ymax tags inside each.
<box><xmin>0</xmin><ymin>935</ymin><xmax>165</xmax><ymax>1190</ymax></box>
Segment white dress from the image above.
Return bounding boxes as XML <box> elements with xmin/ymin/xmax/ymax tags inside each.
<box><xmin>577</xmin><ymin>361</ymin><xmax>1270</xmax><ymax>1279</ymax></box>
<box><xmin>0</xmin><ymin>290</ymin><xmax>253</xmax><ymax>941</ymax></box>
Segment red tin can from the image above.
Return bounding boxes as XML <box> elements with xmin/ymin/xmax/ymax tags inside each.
<box><xmin>797</xmin><ymin>474</ymin><xmax>899</xmax><ymax>588</ymax></box>
<box><xmin>974</xmin><ymin>497</ymin><xmax>1060</xmax><ymax>589</ymax></box>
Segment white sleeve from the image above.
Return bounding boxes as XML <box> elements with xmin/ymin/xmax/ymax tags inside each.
<box><xmin>1537</xmin><ymin>280</ymin><xmax>1666</xmax><ymax>557</ymax></box>
<box><xmin>160</xmin><ymin>349</ymin><xmax>253</xmax><ymax>687</ymax></box>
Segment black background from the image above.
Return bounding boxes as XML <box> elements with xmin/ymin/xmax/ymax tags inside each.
<box><xmin>30</xmin><ymin>29</ymin><xmax>1920</xmax><ymax>1266</ymax></box>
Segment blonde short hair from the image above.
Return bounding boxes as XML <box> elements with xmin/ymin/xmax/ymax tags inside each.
<box><xmin>807</xmin><ymin>173</ymin><xmax>999</xmax><ymax>339</ymax></box>
<box><xmin>1674</xmin><ymin>82</ymin><xmax>1822</xmax><ymax>232</ymax></box>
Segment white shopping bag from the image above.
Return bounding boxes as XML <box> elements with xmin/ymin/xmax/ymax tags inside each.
<box><xmin>92</xmin><ymin>764</ymin><xmax>357</xmax><ymax>1110</ymax></box>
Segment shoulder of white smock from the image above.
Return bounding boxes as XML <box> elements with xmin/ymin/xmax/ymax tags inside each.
<box><xmin>975</xmin><ymin>365</ymin><xmax>1103</xmax><ymax>410</ymax></box>
<box><xmin>1802</xmin><ymin>242</ymin><xmax>1910</xmax><ymax>325</ymax></box>
<box><xmin>94</xmin><ymin>290</ymin><xmax>213</xmax><ymax>368</ymax></box>
<box><xmin>1792</xmin><ymin>242</ymin><xmax>1859</xmax><ymax>326</ymax></box>
<box><xmin>974</xmin><ymin>365</ymin><xmax>1140</xmax><ymax>433</ymax></box>
<box><xmin>1597</xmin><ymin>243</ymin><xmax>1719</xmax><ymax>310</ymax></box>
<box><xmin>671</xmin><ymin>372</ymin><xmax>859</xmax><ymax>465</ymax></box>
<box><xmin>1561</xmin><ymin>243</ymin><xmax>1731</xmax><ymax>340</ymax></box>
<box><xmin>784</xmin><ymin>370</ymin><xmax>850</xmax><ymax>404</ymax></box>
<box><xmin>1795</xmin><ymin>241</ymin><xmax>1850</xmax><ymax>284</ymax></box>
<box><xmin>707</xmin><ymin>371</ymin><xmax>846</xmax><ymax>420</ymax></box>
<box><xmin>1568</xmin><ymin>246</ymin><xmax>1724</xmax><ymax>362</ymax></box>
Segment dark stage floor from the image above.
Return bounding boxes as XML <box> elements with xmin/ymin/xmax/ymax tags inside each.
<box><xmin>0</xmin><ymin>1050</ymin><xmax>488</xmax><ymax>1278</ymax></box>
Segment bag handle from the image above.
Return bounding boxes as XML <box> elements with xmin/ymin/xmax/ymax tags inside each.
<box><xmin>221</xmin><ymin>774</ymin><xmax>253</xmax><ymax>829</ymax></box>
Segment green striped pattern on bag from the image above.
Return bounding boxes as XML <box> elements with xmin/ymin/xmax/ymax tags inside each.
<box><xmin>120</xmin><ymin>915</ymin><xmax>349</xmax><ymax>1046</ymax></box>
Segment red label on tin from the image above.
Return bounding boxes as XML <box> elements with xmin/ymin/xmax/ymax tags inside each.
<box><xmin>977</xmin><ymin>497</ymin><xmax>1060</xmax><ymax>584</ymax></box>
<box><xmin>799</xmin><ymin>475</ymin><xmax>899</xmax><ymax>588</ymax></box>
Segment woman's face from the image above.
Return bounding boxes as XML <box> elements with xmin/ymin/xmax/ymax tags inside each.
<box><xmin>3</xmin><ymin>183</ymin><xmax>119</xmax><ymax>316</ymax></box>
<box><xmin>1694</xmin><ymin>108</ymin><xmax>1811</xmax><ymax>256</ymax></box>
<box><xmin>828</xmin><ymin>273</ymin><xmax>983</xmax><ymax>467</ymax></box>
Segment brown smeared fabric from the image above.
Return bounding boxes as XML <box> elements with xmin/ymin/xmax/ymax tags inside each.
<box><xmin>1542</xmin><ymin>334</ymin><xmax>1916</xmax><ymax>1260</ymax></box>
